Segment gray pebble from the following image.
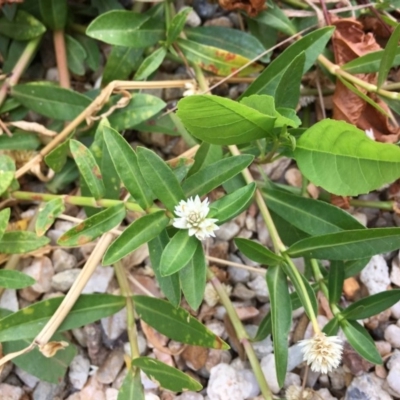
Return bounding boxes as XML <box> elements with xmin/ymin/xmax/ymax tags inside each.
<box><xmin>51</xmin><ymin>268</ymin><xmax>81</xmax><ymax>292</ymax></box>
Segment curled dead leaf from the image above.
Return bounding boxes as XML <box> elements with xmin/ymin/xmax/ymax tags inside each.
<box><xmin>9</xmin><ymin>121</ymin><xmax>57</xmax><ymax>137</ymax></box>
<box><xmin>218</xmin><ymin>0</ymin><xmax>265</xmax><ymax>17</ymax></box>
<box><xmin>39</xmin><ymin>341</ymin><xmax>69</xmax><ymax>358</ymax></box>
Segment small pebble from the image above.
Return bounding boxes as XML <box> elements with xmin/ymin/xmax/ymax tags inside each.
<box><xmin>204</xmin><ymin>16</ymin><xmax>233</xmax><ymax>28</ymax></box>
<box><xmin>360</xmin><ymin>255</ymin><xmax>390</xmax><ymax>295</ymax></box>
<box><xmin>51</xmin><ymin>268</ymin><xmax>81</xmax><ymax>292</ymax></box>
<box><xmin>384</xmin><ymin>324</ymin><xmax>400</xmax><ymax>348</ymax></box>
<box><xmin>0</xmin><ymin>289</ymin><xmax>18</xmax><ymax>312</ymax></box>
<box><xmin>247</xmin><ymin>275</ymin><xmax>269</xmax><ymax>302</ymax></box>
<box><xmin>15</xmin><ymin>366</ymin><xmax>39</xmax><ymax>388</ymax></box>
<box><xmin>0</xmin><ymin>383</ymin><xmax>24</xmax><ymax>400</ymax></box>
<box><xmin>101</xmin><ymin>308</ymin><xmax>127</xmax><ymax>341</ymax></box>
<box><xmin>215</xmin><ymin>221</ymin><xmax>241</xmax><ymax>241</ymax></box>
<box><xmin>52</xmin><ymin>248</ymin><xmax>77</xmax><ymax>272</ymax></box>
<box><xmin>182</xmin><ymin>8</ymin><xmax>201</xmax><ymax>27</ymax></box>
<box><xmin>96</xmin><ymin>349</ymin><xmax>125</xmax><ymax>384</ymax></box>
<box><xmin>345</xmin><ymin>373</ymin><xmax>392</xmax><ymax>400</ymax></box>
<box><xmin>69</xmin><ymin>354</ymin><xmax>91</xmax><ymax>390</ymax></box>
<box><xmin>232</xmin><ymin>283</ymin><xmax>256</xmax><ymax>300</ymax></box>
<box><xmin>82</xmin><ymin>266</ymin><xmax>114</xmax><ymax>294</ymax></box>
<box><xmin>33</xmin><ymin>381</ymin><xmax>65</xmax><ymax>400</ymax></box>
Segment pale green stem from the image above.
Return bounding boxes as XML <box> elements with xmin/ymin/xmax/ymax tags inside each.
<box><xmin>349</xmin><ymin>198</ymin><xmax>394</xmax><ymax>211</ymax></box>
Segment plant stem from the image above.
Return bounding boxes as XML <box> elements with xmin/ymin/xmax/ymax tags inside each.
<box><xmin>0</xmin><ymin>35</ymin><xmax>42</xmax><ymax>109</ymax></box>
<box><xmin>207</xmin><ymin>269</ymin><xmax>273</xmax><ymax>400</ymax></box>
<box><xmin>53</xmin><ymin>30</ymin><xmax>70</xmax><ymax>89</ymax></box>
<box><xmin>349</xmin><ymin>198</ymin><xmax>394</xmax><ymax>210</ymax></box>
<box><xmin>114</xmin><ymin>260</ymin><xmax>140</xmax><ymax>359</ymax></box>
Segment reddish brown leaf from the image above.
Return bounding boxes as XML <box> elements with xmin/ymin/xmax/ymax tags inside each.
<box><xmin>218</xmin><ymin>0</ymin><xmax>265</xmax><ymax>17</ymax></box>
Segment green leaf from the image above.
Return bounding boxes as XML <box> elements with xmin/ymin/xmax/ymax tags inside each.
<box><xmin>176</xmin><ymin>38</ymin><xmax>262</xmax><ymax>77</ymax></box>
<box><xmin>294</xmin><ymin>119</ymin><xmax>400</xmax><ymax>196</ymax></box>
<box><xmin>137</xmin><ymin>147</ymin><xmax>185</xmax><ymax>211</ymax></box>
<box><xmin>44</xmin><ymin>140</ymin><xmax>70</xmax><ymax>172</ymax></box>
<box><xmin>186</xmin><ymin>26</ymin><xmax>270</xmax><ymax>63</ymax></box>
<box><xmin>262</xmin><ymin>185</ymin><xmax>364</xmax><ymax>236</ymax></box>
<box><xmin>148</xmin><ymin>230</ymin><xmax>181</xmax><ymax>307</ymax></box>
<box><xmin>234</xmin><ymin>238</ymin><xmax>284</xmax><ymax>266</ymax></box>
<box><xmin>58</xmin><ymin>204</ymin><xmax>126</xmax><ymax>246</ymax></box>
<box><xmin>323</xmin><ymin>317</ymin><xmax>340</xmax><ymax>336</ymax></box>
<box><xmin>253</xmin><ymin>6</ymin><xmax>296</xmax><ymax>36</ymax></box>
<box><xmin>131</xmin><ymin>357</ymin><xmax>202</xmax><ymax>392</ymax></box>
<box><xmin>118</xmin><ymin>368</ymin><xmax>144</xmax><ymax>400</ymax></box>
<box><xmin>179</xmin><ymin>244</ymin><xmax>206</xmax><ymax>311</ymax></box>
<box><xmin>267</xmin><ymin>265</ymin><xmax>291</xmax><ymax>388</ymax></box>
<box><xmin>0</xmin><ymin>208</ymin><xmax>10</xmax><ymax>242</ymax></box>
<box><xmin>39</xmin><ymin>0</ymin><xmax>67</xmax><ymax>30</ymax></box>
<box><xmin>0</xmin><ymin>155</ymin><xmax>15</xmax><ymax>195</ymax></box>
<box><xmin>242</xmin><ymin>27</ymin><xmax>334</xmax><ymax>97</ymax></box>
<box><xmin>378</xmin><ymin>24</ymin><xmax>400</xmax><ymax>88</ymax></box>
<box><xmin>103</xmin><ymin>126</ymin><xmax>153</xmax><ymax>209</ymax></box>
<box><xmin>287</xmin><ymin>227</ymin><xmax>400</xmax><ymax>260</ymax></box>
<box><xmin>108</xmin><ymin>93</ymin><xmax>166</xmax><ymax>131</ymax></box>
<box><xmin>102</xmin><ymin>46</ymin><xmax>143</xmax><ymax>85</ymax></box>
<box><xmin>11</xmin><ymin>83</ymin><xmax>91</xmax><ymax>120</ymax></box>
<box><xmin>0</xmin><ymin>294</ymin><xmax>125</xmax><ymax>341</ymax></box>
<box><xmin>187</xmin><ymin>143</ymin><xmax>222</xmax><ymax>178</ymax></box>
<box><xmin>182</xmin><ymin>154</ymin><xmax>254</xmax><ymax>197</ymax></box>
<box><xmin>92</xmin><ymin>0</ymin><xmax>123</xmax><ymax>13</ymax></box>
<box><xmin>86</xmin><ymin>11</ymin><xmax>164</xmax><ymax>48</ymax></box>
<box><xmin>75</xmin><ymin>34</ymin><xmax>101</xmax><ymax>72</ymax></box>
<box><xmin>342</xmin><ymin>47</ymin><xmax>400</xmax><ymax>74</ymax></box>
<box><xmin>70</xmin><ymin>139</ymin><xmax>105</xmax><ymax>200</ymax></box>
<box><xmin>0</xmin><ymin>231</ymin><xmax>49</xmax><ymax>254</ymax></box>
<box><xmin>3</xmin><ymin>333</ymin><xmax>76</xmax><ymax>384</ymax></box>
<box><xmin>328</xmin><ymin>261</ymin><xmax>344</xmax><ymax>305</ymax></box>
<box><xmin>133</xmin><ymin>112</ymin><xmax>179</xmax><ymax>136</ymax></box>
<box><xmin>177</xmin><ymin>95</ymin><xmax>276</xmax><ymax>145</ymax></box>
<box><xmin>343</xmin><ymin>258</ymin><xmax>370</xmax><ymax>279</ymax></box>
<box><xmin>341</xmin><ymin>290</ymin><xmax>400</xmax><ymax>320</ymax></box>
<box><xmin>134</xmin><ymin>295</ymin><xmax>229</xmax><ymax>349</ymax></box>
<box><xmin>0</xmin><ymin>10</ymin><xmax>46</xmax><ymax>40</ymax></box>
<box><xmin>134</xmin><ymin>47</ymin><xmax>167</xmax><ymax>81</ymax></box>
<box><xmin>65</xmin><ymin>34</ymin><xmax>87</xmax><ymax>76</ymax></box>
<box><xmin>209</xmin><ymin>183</ymin><xmax>256</xmax><ymax>224</ymax></box>
<box><xmin>167</xmin><ymin>8</ymin><xmax>191</xmax><ymax>46</ymax></box>
<box><xmin>0</xmin><ymin>131</ymin><xmax>40</xmax><ymax>150</ymax></box>
<box><xmin>160</xmin><ymin>231</ymin><xmax>199</xmax><ymax>276</ymax></box>
<box><xmin>46</xmin><ymin>159</ymin><xmax>79</xmax><ymax>193</ymax></box>
<box><xmin>341</xmin><ymin>320</ymin><xmax>382</xmax><ymax>365</ymax></box>
<box><xmin>0</xmin><ymin>270</ymin><xmax>35</xmax><ymax>289</ymax></box>
<box><xmin>36</xmin><ymin>198</ymin><xmax>65</xmax><ymax>236</ymax></box>
<box><xmin>274</xmin><ymin>52</ymin><xmax>305</xmax><ymax>109</ymax></box>
<box><xmin>103</xmin><ymin>211</ymin><xmax>170</xmax><ymax>265</ymax></box>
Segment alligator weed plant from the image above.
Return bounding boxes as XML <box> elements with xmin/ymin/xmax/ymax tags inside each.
<box><xmin>2</xmin><ymin>1</ymin><xmax>400</xmax><ymax>399</ymax></box>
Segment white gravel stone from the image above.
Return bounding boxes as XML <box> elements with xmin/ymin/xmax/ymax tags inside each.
<box><xmin>52</xmin><ymin>249</ymin><xmax>77</xmax><ymax>272</ymax></box>
<box><xmin>228</xmin><ymin>255</ymin><xmax>250</xmax><ymax>283</ymax></box>
<box><xmin>141</xmin><ymin>370</ymin><xmax>159</xmax><ymax>390</ymax></box>
<box><xmin>386</xmin><ymin>366</ymin><xmax>400</xmax><ymax>397</ymax></box>
<box><xmin>360</xmin><ymin>255</ymin><xmax>390</xmax><ymax>294</ymax></box>
<box><xmin>15</xmin><ymin>366</ymin><xmax>39</xmax><ymax>388</ymax></box>
<box><xmin>69</xmin><ymin>354</ymin><xmax>91</xmax><ymax>390</ymax></box>
<box><xmin>385</xmin><ymin>325</ymin><xmax>400</xmax><ymax>348</ymax></box>
<box><xmin>215</xmin><ymin>221</ymin><xmax>241</xmax><ymax>241</ymax></box>
<box><xmin>237</xmin><ymin>369</ymin><xmax>260</xmax><ymax>398</ymax></box>
<box><xmin>261</xmin><ymin>354</ymin><xmax>280</xmax><ymax>394</ymax></box>
<box><xmin>245</xmin><ymin>325</ymin><xmax>273</xmax><ymax>359</ymax></box>
<box><xmin>287</xmin><ymin>344</ymin><xmax>305</xmax><ymax>371</ymax></box>
<box><xmin>175</xmin><ymin>392</ymin><xmax>204</xmax><ymax>400</ymax></box>
<box><xmin>345</xmin><ymin>373</ymin><xmax>392</xmax><ymax>400</ymax></box>
<box><xmin>182</xmin><ymin>7</ymin><xmax>201</xmax><ymax>27</ymax></box>
<box><xmin>391</xmin><ymin>301</ymin><xmax>400</xmax><ymax>319</ymax></box>
<box><xmin>105</xmin><ymin>388</ymin><xmax>118</xmax><ymax>400</ymax></box>
<box><xmin>0</xmin><ymin>383</ymin><xmax>24</xmax><ymax>399</ymax></box>
<box><xmin>145</xmin><ymin>393</ymin><xmax>160</xmax><ymax>400</ymax></box>
<box><xmin>101</xmin><ymin>308</ymin><xmax>127</xmax><ymax>341</ymax></box>
<box><xmin>51</xmin><ymin>268</ymin><xmax>81</xmax><ymax>292</ymax></box>
<box><xmin>82</xmin><ymin>266</ymin><xmax>114</xmax><ymax>294</ymax></box>
<box><xmin>247</xmin><ymin>275</ymin><xmax>269</xmax><ymax>302</ymax></box>
<box><xmin>0</xmin><ymin>289</ymin><xmax>18</xmax><ymax>311</ymax></box>
<box><xmin>21</xmin><ymin>256</ymin><xmax>54</xmax><ymax>295</ymax></box>
<box><xmin>315</xmin><ymin>388</ymin><xmax>337</xmax><ymax>399</ymax></box>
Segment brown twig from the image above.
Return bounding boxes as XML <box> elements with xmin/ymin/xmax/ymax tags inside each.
<box><xmin>53</xmin><ymin>30</ymin><xmax>70</xmax><ymax>89</ymax></box>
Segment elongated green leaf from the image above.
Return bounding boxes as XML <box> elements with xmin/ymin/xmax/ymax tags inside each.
<box><xmin>39</xmin><ymin>0</ymin><xmax>67</xmax><ymax>30</ymax></box>
<box><xmin>0</xmin><ymin>232</ymin><xmax>49</xmax><ymax>254</ymax></box>
<box><xmin>343</xmin><ymin>258</ymin><xmax>370</xmax><ymax>279</ymax></box>
<box><xmin>36</xmin><ymin>198</ymin><xmax>65</xmax><ymax>236</ymax></box>
<box><xmin>46</xmin><ymin>159</ymin><xmax>79</xmax><ymax>193</ymax></box>
<box><xmin>176</xmin><ymin>38</ymin><xmax>262</xmax><ymax>77</ymax></box>
<box><xmin>167</xmin><ymin>8</ymin><xmax>191</xmax><ymax>46</ymax></box>
<box><xmin>44</xmin><ymin>140</ymin><xmax>70</xmax><ymax>172</ymax></box>
<box><xmin>242</xmin><ymin>27</ymin><xmax>334</xmax><ymax>97</ymax></box>
<box><xmin>378</xmin><ymin>24</ymin><xmax>400</xmax><ymax>88</ymax></box>
<box><xmin>328</xmin><ymin>262</ymin><xmax>344</xmax><ymax>305</ymax></box>
<box><xmin>3</xmin><ymin>333</ymin><xmax>76</xmax><ymax>384</ymax></box>
<box><xmin>235</xmin><ymin>238</ymin><xmax>283</xmax><ymax>265</ymax></box>
<box><xmin>0</xmin><ymin>155</ymin><xmax>15</xmax><ymax>196</ymax></box>
<box><xmin>75</xmin><ymin>34</ymin><xmax>101</xmax><ymax>72</ymax></box>
<box><xmin>271</xmin><ymin>209</ymin><xmax>309</xmax><ymax>247</ymax></box>
<box><xmin>11</xmin><ymin>83</ymin><xmax>91</xmax><ymax>120</ymax></box>
<box><xmin>65</xmin><ymin>34</ymin><xmax>87</xmax><ymax>76</ymax></box>
<box><xmin>137</xmin><ymin>147</ymin><xmax>184</xmax><ymax>211</ymax></box>
<box><xmin>187</xmin><ymin>143</ymin><xmax>222</xmax><ymax>178</ymax></box>
<box><xmin>287</xmin><ymin>227</ymin><xmax>400</xmax><ymax>260</ymax></box>
<box><xmin>323</xmin><ymin>317</ymin><xmax>340</xmax><ymax>336</ymax></box>
<box><xmin>0</xmin><ymin>270</ymin><xmax>35</xmax><ymax>289</ymax></box>
<box><xmin>0</xmin><ymin>10</ymin><xmax>46</xmax><ymax>40</ymax></box>
<box><xmin>0</xmin><ymin>131</ymin><xmax>40</xmax><ymax>151</ymax></box>
<box><xmin>179</xmin><ymin>244</ymin><xmax>206</xmax><ymax>311</ymax></box>
<box><xmin>160</xmin><ymin>230</ymin><xmax>199</xmax><ymax>276</ymax></box>
<box><xmin>108</xmin><ymin>93</ymin><xmax>166</xmax><ymax>131</ymax></box>
<box><xmin>295</xmin><ymin>119</ymin><xmax>400</xmax><ymax>196</ymax></box>
<box><xmin>86</xmin><ymin>11</ymin><xmax>164</xmax><ymax>48</ymax></box>
<box><xmin>148</xmin><ymin>230</ymin><xmax>181</xmax><ymax>307</ymax></box>
<box><xmin>92</xmin><ymin>0</ymin><xmax>123</xmax><ymax>13</ymax></box>
<box><xmin>132</xmin><ymin>357</ymin><xmax>202</xmax><ymax>392</ymax></box>
<box><xmin>341</xmin><ymin>290</ymin><xmax>400</xmax><ymax>320</ymax></box>
<box><xmin>103</xmin><ymin>126</ymin><xmax>153</xmax><ymax>209</ymax></box>
<box><xmin>342</xmin><ymin>47</ymin><xmax>400</xmax><ymax>74</ymax></box>
<box><xmin>274</xmin><ymin>52</ymin><xmax>305</xmax><ymax>109</ymax></box>
<box><xmin>0</xmin><ymin>294</ymin><xmax>125</xmax><ymax>341</ymax></box>
<box><xmin>103</xmin><ymin>211</ymin><xmax>170</xmax><ymax>265</ymax></box>
<box><xmin>118</xmin><ymin>368</ymin><xmax>144</xmax><ymax>400</ymax></box>
<box><xmin>262</xmin><ymin>186</ymin><xmax>364</xmax><ymax>236</ymax></box>
<box><xmin>209</xmin><ymin>183</ymin><xmax>256</xmax><ymax>224</ymax></box>
<box><xmin>182</xmin><ymin>155</ymin><xmax>254</xmax><ymax>197</ymax></box>
<box><xmin>134</xmin><ymin>295</ymin><xmax>229</xmax><ymax>349</ymax></box>
<box><xmin>253</xmin><ymin>6</ymin><xmax>296</xmax><ymax>36</ymax></box>
<box><xmin>58</xmin><ymin>204</ymin><xmax>126</xmax><ymax>246</ymax></box>
<box><xmin>177</xmin><ymin>95</ymin><xmax>276</xmax><ymax>145</ymax></box>
<box><xmin>341</xmin><ymin>320</ymin><xmax>382</xmax><ymax>364</ymax></box>
<box><xmin>267</xmin><ymin>265</ymin><xmax>291</xmax><ymax>387</ymax></box>
<box><xmin>70</xmin><ymin>139</ymin><xmax>105</xmax><ymax>199</ymax></box>
<box><xmin>186</xmin><ymin>26</ymin><xmax>270</xmax><ymax>63</ymax></box>
<box><xmin>135</xmin><ymin>47</ymin><xmax>167</xmax><ymax>80</ymax></box>
<box><xmin>0</xmin><ymin>208</ymin><xmax>10</xmax><ymax>242</ymax></box>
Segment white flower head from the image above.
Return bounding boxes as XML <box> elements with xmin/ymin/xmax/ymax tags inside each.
<box><xmin>173</xmin><ymin>195</ymin><xmax>219</xmax><ymax>241</ymax></box>
<box><xmin>298</xmin><ymin>332</ymin><xmax>343</xmax><ymax>374</ymax></box>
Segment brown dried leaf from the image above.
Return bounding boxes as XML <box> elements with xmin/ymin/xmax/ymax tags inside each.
<box><xmin>38</xmin><ymin>341</ymin><xmax>68</xmax><ymax>358</ymax></box>
<box><xmin>332</xmin><ymin>17</ymin><xmax>400</xmax><ymax>143</ymax></box>
<box><xmin>140</xmin><ymin>321</ymin><xmax>181</xmax><ymax>356</ymax></box>
<box><xmin>218</xmin><ymin>0</ymin><xmax>265</xmax><ymax>17</ymax></box>
<box><xmin>181</xmin><ymin>345</ymin><xmax>208</xmax><ymax>370</ymax></box>
<box><xmin>330</xmin><ymin>194</ymin><xmax>350</xmax><ymax>209</ymax></box>
<box><xmin>342</xmin><ymin>341</ymin><xmax>374</xmax><ymax>375</ymax></box>
<box><xmin>0</xmin><ymin>0</ymin><xmax>23</xmax><ymax>5</ymax></box>
<box><xmin>223</xmin><ymin>313</ymin><xmax>245</xmax><ymax>360</ymax></box>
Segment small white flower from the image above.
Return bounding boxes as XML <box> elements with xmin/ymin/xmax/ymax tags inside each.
<box><xmin>365</xmin><ymin>128</ymin><xmax>375</xmax><ymax>140</ymax></box>
<box><xmin>173</xmin><ymin>195</ymin><xmax>219</xmax><ymax>241</ymax></box>
<box><xmin>298</xmin><ymin>332</ymin><xmax>343</xmax><ymax>374</ymax></box>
